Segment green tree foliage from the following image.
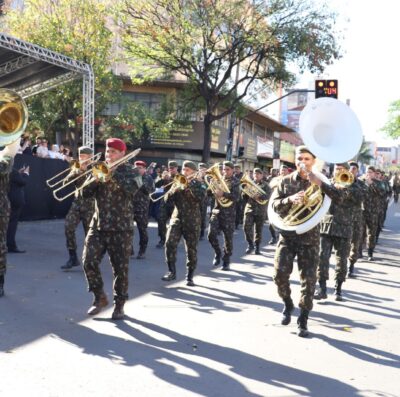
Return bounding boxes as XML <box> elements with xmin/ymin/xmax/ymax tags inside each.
<box><xmin>355</xmin><ymin>138</ymin><xmax>374</xmax><ymax>165</ymax></box>
<box><xmin>4</xmin><ymin>0</ymin><xmax>121</xmax><ymax>152</ymax></box>
<box><xmin>117</xmin><ymin>0</ymin><xmax>342</xmax><ymax>161</ymax></box>
<box><xmin>381</xmin><ymin>100</ymin><xmax>400</xmax><ymax>139</ymax></box>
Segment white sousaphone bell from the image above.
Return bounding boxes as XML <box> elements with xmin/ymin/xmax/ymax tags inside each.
<box><xmin>268</xmin><ymin>97</ymin><xmax>363</xmax><ymax>234</ymax></box>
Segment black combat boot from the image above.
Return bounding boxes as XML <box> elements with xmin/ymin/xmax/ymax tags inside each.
<box><xmin>87</xmin><ymin>291</ymin><xmax>109</xmax><ymax>315</ymax></box>
<box><xmin>61</xmin><ymin>249</ymin><xmax>80</xmax><ymax>270</ymax></box>
<box><xmin>186</xmin><ymin>268</ymin><xmax>195</xmax><ymax>287</ymax></box>
<box><xmin>245</xmin><ymin>243</ymin><xmax>254</xmax><ymax>254</ymax></box>
<box><xmin>161</xmin><ymin>263</ymin><xmax>176</xmax><ymax>281</ymax></box>
<box><xmin>199</xmin><ymin>230</ymin><xmax>205</xmax><ymax>240</ymax></box>
<box><xmin>367</xmin><ymin>248</ymin><xmax>374</xmax><ymax>261</ymax></box>
<box><xmin>136</xmin><ymin>249</ymin><xmax>146</xmax><ymax>259</ymax></box>
<box><xmin>112</xmin><ymin>301</ymin><xmax>125</xmax><ymax>320</ymax></box>
<box><xmin>254</xmin><ymin>244</ymin><xmax>261</xmax><ymax>255</ymax></box>
<box><xmin>314</xmin><ymin>280</ymin><xmax>327</xmax><ymax>300</ymax></box>
<box><xmin>348</xmin><ymin>261</ymin><xmax>355</xmax><ymax>277</ymax></box>
<box><xmin>281</xmin><ymin>298</ymin><xmax>294</xmax><ymax>325</ymax></box>
<box><xmin>156</xmin><ymin>240</ymin><xmax>165</xmax><ymax>248</ymax></box>
<box><xmin>297</xmin><ymin>309</ymin><xmax>310</xmax><ymax>337</ymax></box>
<box><xmin>222</xmin><ymin>259</ymin><xmax>230</xmax><ymax>271</ymax></box>
<box><xmin>0</xmin><ymin>274</ymin><xmax>4</xmax><ymax>298</ymax></box>
<box><xmin>212</xmin><ymin>253</ymin><xmax>221</xmax><ymax>267</ymax></box>
<box><xmin>334</xmin><ymin>280</ymin><xmax>343</xmax><ymax>301</ymax></box>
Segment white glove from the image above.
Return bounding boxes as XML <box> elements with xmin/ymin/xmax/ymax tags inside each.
<box><xmin>0</xmin><ymin>139</ymin><xmax>21</xmax><ymax>158</ymax></box>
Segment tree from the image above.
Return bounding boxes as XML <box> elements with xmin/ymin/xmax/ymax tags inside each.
<box><xmin>355</xmin><ymin>138</ymin><xmax>374</xmax><ymax>165</ymax></box>
<box><xmin>381</xmin><ymin>99</ymin><xmax>400</xmax><ymax>139</ymax></box>
<box><xmin>4</xmin><ymin>0</ymin><xmax>120</xmax><ymax>152</ymax></box>
<box><xmin>117</xmin><ymin>0</ymin><xmax>342</xmax><ymax>162</ymax></box>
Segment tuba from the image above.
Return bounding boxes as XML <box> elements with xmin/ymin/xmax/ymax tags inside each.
<box><xmin>204</xmin><ymin>163</ymin><xmax>232</xmax><ymax>208</ymax></box>
<box><xmin>240</xmin><ymin>174</ymin><xmax>268</xmax><ymax>205</ymax></box>
<box><xmin>268</xmin><ymin>97</ymin><xmax>363</xmax><ymax>234</ymax></box>
<box><xmin>0</xmin><ymin>89</ymin><xmax>28</xmax><ymax>146</ymax></box>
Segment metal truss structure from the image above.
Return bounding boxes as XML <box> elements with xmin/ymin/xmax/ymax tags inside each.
<box><xmin>0</xmin><ymin>33</ymin><xmax>94</xmax><ymax>148</ymax></box>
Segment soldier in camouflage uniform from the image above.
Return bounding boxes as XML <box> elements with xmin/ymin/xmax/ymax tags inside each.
<box><xmin>234</xmin><ymin>164</ymin><xmax>244</xmax><ymax>229</ymax></box>
<box><xmin>161</xmin><ymin>160</ymin><xmax>206</xmax><ymax>286</ymax></box>
<box><xmin>242</xmin><ymin>168</ymin><xmax>270</xmax><ymax>255</ymax></box>
<box><xmin>132</xmin><ymin>160</ymin><xmax>155</xmax><ymax>259</ymax></box>
<box><xmin>347</xmin><ymin>162</ymin><xmax>368</xmax><ymax>277</ymax></box>
<box><xmin>0</xmin><ymin>140</ymin><xmax>20</xmax><ymax>297</ymax></box>
<box><xmin>314</xmin><ymin>163</ymin><xmax>363</xmax><ymax>302</ymax></box>
<box><xmin>198</xmin><ymin>162</ymin><xmax>209</xmax><ymax>240</ymax></box>
<box><xmin>362</xmin><ymin>166</ymin><xmax>386</xmax><ymax>261</ymax></box>
<box><xmin>81</xmin><ymin>138</ymin><xmax>142</xmax><ymax>320</ymax></box>
<box><xmin>270</xmin><ymin>146</ymin><xmax>325</xmax><ymax>337</ymax></box>
<box><xmin>375</xmin><ymin>170</ymin><xmax>391</xmax><ymax>243</ymax></box>
<box><xmin>207</xmin><ymin>161</ymin><xmax>240</xmax><ymax>270</ymax></box>
<box><xmin>155</xmin><ymin>160</ymin><xmax>179</xmax><ymax>248</ymax></box>
<box><xmin>61</xmin><ymin>146</ymin><xmax>95</xmax><ymax>271</ymax></box>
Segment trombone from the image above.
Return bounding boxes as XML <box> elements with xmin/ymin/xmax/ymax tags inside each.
<box><xmin>52</xmin><ymin>148</ymin><xmax>141</xmax><ymax>202</ymax></box>
<box><xmin>46</xmin><ymin>153</ymin><xmax>102</xmax><ymax>188</ymax></box>
<box><xmin>149</xmin><ymin>174</ymin><xmax>188</xmax><ymax>202</ymax></box>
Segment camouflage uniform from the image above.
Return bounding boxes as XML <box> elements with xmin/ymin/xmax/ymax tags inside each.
<box><xmin>243</xmin><ymin>180</ymin><xmax>270</xmax><ymax>248</ymax></box>
<box><xmin>270</xmin><ymin>172</ymin><xmax>319</xmax><ymax>311</ymax></box>
<box><xmin>348</xmin><ymin>178</ymin><xmax>368</xmax><ymax>266</ymax></box>
<box><xmin>155</xmin><ymin>176</ymin><xmax>176</xmax><ymax>245</ymax></box>
<box><xmin>64</xmin><ymin>170</ymin><xmax>95</xmax><ymax>251</ymax></box>
<box><xmin>235</xmin><ymin>171</ymin><xmax>244</xmax><ymax>228</ymax></box>
<box><xmin>376</xmin><ymin>178</ymin><xmax>391</xmax><ymax>241</ymax></box>
<box><xmin>0</xmin><ymin>156</ymin><xmax>12</xmax><ymax>278</ymax></box>
<box><xmin>82</xmin><ymin>163</ymin><xmax>140</xmax><ymax>305</ymax></box>
<box><xmin>362</xmin><ymin>178</ymin><xmax>386</xmax><ymax>256</ymax></box>
<box><xmin>164</xmin><ymin>179</ymin><xmax>206</xmax><ymax>278</ymax></box>
<box><xmin>318</xmin><ymin>181</ymin><xmax>363</xmax><ymax>284</ymax></box>
<box><xmin>199</xmin><ymin>190</ymin><xmax>209</xmax><ymax>239</ymax></box>
<box><xmin>133</xmin><ymin>174</ymin><xmax>155</xmax><ymax>255</ymax></box>
<box><xmin>207</xmin><ymin>176</ymin><xmax>240</xmax><ymax>266</ymax></box>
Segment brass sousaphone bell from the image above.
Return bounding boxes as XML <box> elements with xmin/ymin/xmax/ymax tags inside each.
<box><xmin>0</xmin><ymin>88</ymin><xmax>28</xmax><ymax>147</ymax></box>
<box><xmin>268</xmin><ymin>97</ymin><xmax>363</xmax><ymax>234</ymax></box>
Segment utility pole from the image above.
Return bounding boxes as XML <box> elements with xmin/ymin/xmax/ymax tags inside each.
<box><xmin>226</xmin><ymin>63</ymin><xmax>240</xmax><ymax>161</ymax></box>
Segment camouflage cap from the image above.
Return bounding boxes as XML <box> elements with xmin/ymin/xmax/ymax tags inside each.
<box><xmin>182</xmin><ymin>160</ymin><xmax>197</xmax><ymax>171</ymax></box>
<box><xmin>254</xmin><ymin>167</ymin><xmax>263</xmax><ymax>174</ymax></box>
<box><xmin>223</xmin><ymin>161</ymin><xmax>234</xmax><ymax>169</ymax></box>
<box><xmin>295</xmin><ymin>145</ymin><xmax>316</xmax><ymax>158</ymax></box>
<box><xmin>78</xmin><ymin>146</ymin><xmax>93</xmax><ymax>155</ymax></box>
<box><xmin>168</xmin><ymin>160</ymin><xmax>179</xmax><ymax>168</ymax></box>
<box><xmin>198</xmin><ymin>162</ymin><xmax>208</xmax><ymax>169</ymax></box>
<box><xmin>335</xmin><ymin>162</ymin><xmax>350</xmax><ymax>170</ymax></box>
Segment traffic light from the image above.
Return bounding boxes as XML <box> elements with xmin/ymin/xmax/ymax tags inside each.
<box><xmin>315</xmin><ymin>79</ymin><xmax>338</xmax><ymax>99</ymax></box>
<box><xmin>238</xmin><ymin>146</ymin><xmax>245</xmax><ymax>158</ymax></box>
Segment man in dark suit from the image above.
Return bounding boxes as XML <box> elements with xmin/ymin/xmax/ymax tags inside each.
<box><xmin>7</xmin><ymin>165</ymin><xmax>29</xmax><ymax>253</ymax></box>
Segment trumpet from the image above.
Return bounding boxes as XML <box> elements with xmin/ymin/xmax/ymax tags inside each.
<box><xmin>52</xmin><ymin>148</ymin><xmax>141</xmax><ymax>201</ymax></box>
<box><xmin>334</xmin><ymin>169</ymin><xmax>354</xmax><ymax>188</ymax></box>
<box><xmin>46</xmin><ymin>153</ymin><xmax>102</xmax><ymax>188</ymax></box>
<box><xmin>149</xmin><ymin>174</ymin><xmax>188</xmax><ymax>202</ymax></box>
<box><xmin>204</xmin><ymin>164</ymin><xmax>232</xmax><ymax>208</ymax></box>
<box><xmin>240</xmin><ymin>174</ymin><xmax>268</xmax><ymax>205</ymax></box>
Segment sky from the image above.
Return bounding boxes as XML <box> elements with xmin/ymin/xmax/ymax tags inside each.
<box><xmin>297</xmin><ymin>0</ymin><xmax>400</xmax><ymax>146</ymax></box>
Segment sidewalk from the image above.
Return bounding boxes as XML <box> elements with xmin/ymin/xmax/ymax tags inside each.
<box><xmin>1</xmin><ymin>205</ymin><xmax>399</xmax><ymax>397</ymax></box>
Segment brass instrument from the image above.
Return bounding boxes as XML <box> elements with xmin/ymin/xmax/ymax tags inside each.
<box><xmin>334</xmin><ymin>169</ymin><xmax>354</xmax><ymax>188</ymax></box>
<box><xmin>52</xmin><ymin>148</ymin><xmax>141</xmax><ymax>201</ymax></box>
<box><xmin>0</xmin><ymin>89</ymin><xmax>28</xmax><ymax>146</ymax></box>
<box><xmin>240</xmin><ymin>174</ymin><xmax>268</xmax><ymax>205</ymax></box>
<box><xmin>204</xmin><ymin>163</ymin><xmax>232</xmax><ymax>208</ymax></box>
<box><xmin>149</xmin><ymin>174</ymin><xmax>188</xmax><ymax>202</ymax></box>
<box><xmin>46</xmin><ymin>153</ymin><xmax>101</xmax><ymax>188</ymax></box>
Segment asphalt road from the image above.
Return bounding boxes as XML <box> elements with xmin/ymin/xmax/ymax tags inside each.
<box><xmin>1</xmin><ymin>204</ymin><xmax>399</xmax><ymax>397</ymax></box>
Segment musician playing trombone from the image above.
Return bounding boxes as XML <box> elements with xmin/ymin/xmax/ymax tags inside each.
<box><xmin>161</xmin><ymin>160</ymin><xmax>206</xmax><ymax>286</ymax></box>
<box><xmin>81</xmin><ymin>138</ymin><xmax>142</xmax><ymax>320</ymax></box>
<box><xmin>242</xmin><ymin>168</ymin><xmax>270</xmax><ymax>255</ymax></box>
<box><xmin>61</xmin><ymin>146</ymin><xmax>95</xmax><ymax>271</ymax></box>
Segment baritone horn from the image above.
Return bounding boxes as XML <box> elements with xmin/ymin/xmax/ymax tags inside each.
<box><xmin>204</xmin><ymin>163</ymin><xmax>232</xmax><ymax>208</ymax></box>
<box><xmin>0</xmin><ymin>88</ymin><xmax>28</xmax><ymax>146</ymax></box>
<box><xmin>240</xmin><ymin>174</ymin><xmax>268</xmax><ymax>205</ymax></box>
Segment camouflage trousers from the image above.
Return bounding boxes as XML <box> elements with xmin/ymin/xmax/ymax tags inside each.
<box><xmin>165</xmin><ymin>218</ymin><xmax>200</xmax><ymax>270</ymax></box>
<box><xmin>157</xmin><ymin>201</ymin><xmax>173</xmax><ymax>243</ymax></box>
<box><xmin>273</xmin><ymin>237</ymin><xmax>319</xmax><ymax>311</ymax></box>
<box><xmin>0</xmin><ymin>215</ymin><xmax>9</xmax><ymax>276</ymax></box>
<box><xmin>364</xmin><ymin>213</ymin><xmax>378</xmax><ymax>250</ymax></box>
<box><xmin>200</xmin><ymin>199</ymin><xmax>208</xmax><ymax>236</ymax></box>
<box><xmin>349</xmin><ymin>215</ymin><xmax>364</xmax><ymax>263</ymax></box>
<box><xmin>318</xmin><ymin>234</ymin><xmax>351</xmax><ymax>283</ymax></box>
<box><xmin>243</xmin><ymin>212</ymin><xmax>265</xmax><ymax>245</ymax></box>
<box><xmin>235</xmin><ymin>200</ymin><xmax>245</xmax><ymax>228</ymax></box>
<box><xmin>208</xmin><ymin>213</ymin><xmax>235</xmax><ymax>261</ymax></box>
<box><xmin>65</xmin><ymin>201</ymin><xmax>93</xmax><ymax>251</ymax></box>
<box><xmin>82</xmin><ymin>229</ymin><xmax>133</xmax><ymax>304</ymax></box>
<box><xmin>134</xmin><ymin>211</ymin><xmax>149</xmax><ymax>252</ymax></box>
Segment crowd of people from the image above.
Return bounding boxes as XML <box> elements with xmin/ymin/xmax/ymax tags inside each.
<box><xmin>0</xmin><ymin>137</ymin><xmax>399</xmax><ymax>337</ymax></box>
<box><xmin>18</xmin><ymin>135</ymin><xmax>73</xmax><ymax>161</ymax></box>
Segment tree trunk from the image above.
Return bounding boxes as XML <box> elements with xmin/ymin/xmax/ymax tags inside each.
<box><xmin>202</xmin><ymin>114</ymin><xmax>212</xmax><ymax>163</ymax></box>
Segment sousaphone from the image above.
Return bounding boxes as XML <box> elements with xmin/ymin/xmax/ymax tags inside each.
<box><xmin>268</xmin><ymin>97</ymin><xmax>363</xmax><ymax>234</ymax></box>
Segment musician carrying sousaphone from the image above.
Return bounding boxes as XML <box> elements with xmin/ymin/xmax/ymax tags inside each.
<box><xmin>81</xmin><ymin>138</ymin><xmax>142</xmax><ymax>320</ymax></box>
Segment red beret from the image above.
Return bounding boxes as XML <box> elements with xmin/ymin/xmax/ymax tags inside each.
<box><xmin>106</xmin><ymin>138</ymin><xmax>126</xmax><ymax>152</ymax></box>
<box><xmin>134</xmin><ymin>160</ymin><xmax>146</xmax><ymax>167</ymax></box>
